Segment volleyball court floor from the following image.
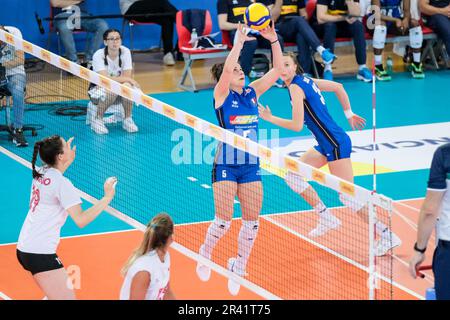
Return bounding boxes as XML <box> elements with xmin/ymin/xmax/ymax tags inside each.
<box><xmin>0</xmin><ymin>71</ymin><xmax>449</xmax><ymax>300</ymax></box>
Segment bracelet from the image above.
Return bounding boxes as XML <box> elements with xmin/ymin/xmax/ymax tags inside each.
<box><xmin>270</xmin><ymin>39</ymin><xmax>279</xmax><ymax>45</ymax></box>
<box><xmin>414</xmin><ymin>242</ymin><xmax>426</xmax><ymax>254</ymax></box>
<box><xmin>344</xmin><ymin>109</ymin><xmax>355</xmax><ymax>119</ymax></box>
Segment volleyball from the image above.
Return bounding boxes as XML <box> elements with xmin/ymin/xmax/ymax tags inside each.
<box><xmin>244</xmin><ymin>3</ymin><xmax>271</xmax><ymax>31</ymax></box>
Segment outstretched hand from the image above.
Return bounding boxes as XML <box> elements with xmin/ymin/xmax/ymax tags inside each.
<box><xmin>235</xmin><ymin>22</ymin><xmax>256</xmax><ymax>46</ymax></box>
<box><xmin>348</xmin><ymin>113</ymin><xmax>366</xmax><ymax>130</ymax></box>
<box><xmin>259</xmin><ymin>21</ymin><xmax>278</xmax><ymax>43</ymax></box>
<box><xmin>66</xmin><ymin>137</ymin><xmax>76</xmax><ymax>164</ymax></box>
<box><xmin>258</xmin><ymin>104</ymin><xmax>273</xmax><ymax>121</ymax></box>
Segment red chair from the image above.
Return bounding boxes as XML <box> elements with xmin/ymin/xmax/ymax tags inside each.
<box><xmin>176</xmin><ymin>10</ymin><xmax>228</xmax><ymax>92</ymax></box>
<box><xmin>121</xmin><ymin>19</ymin><xmax>161</xmax><ymax>53</ymax></box>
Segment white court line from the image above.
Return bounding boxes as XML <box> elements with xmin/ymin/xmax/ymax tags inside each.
<box><xmin>395</xmin><ymin>201</ymin><xmax>421</xmax><ymax>212</ymax></box>
<box><xmin>0</xmin><ymin>146</ymin><xmax>280</xmax><ymax>301</ymax></box>
<box><xmin>263</xmin><ymin>215</ymin><xmax>424</xmax><ymax>300</ymax></box>
<box><xmin>0</xmin><ymin>291</ymin><xmax>12</xmax><ymax>300</ymax></box>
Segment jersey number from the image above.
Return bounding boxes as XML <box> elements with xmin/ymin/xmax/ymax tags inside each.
<box><xmin>29</xmin><ymin>185</ymin><xmax>40</xmax><ymax>213</ymax></box>
<box><xmin>222</xmin><ymin>170</ymin><xmax>227</xmax><ymax>178</ymax></box>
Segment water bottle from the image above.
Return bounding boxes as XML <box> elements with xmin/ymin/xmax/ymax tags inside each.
<box><xmin>425</xmin><ymin>287</ymin><xmax>436</xmax><ymax>300</ymax></box>
<box><xmin>386</xmin><ymin>56</ymin><xmax>393</xmax><ymax>74</ymax></box>
<box><xmin>191</xmin><ymin>28</ymin><xmax>198</xmax><ymax>47</ymax></box>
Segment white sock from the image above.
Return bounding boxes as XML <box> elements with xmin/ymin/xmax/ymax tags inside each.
<box><xmin>358</xmin><ymin>64</ymin><xmax>367</xmax><ymax>71</ymax></box>
<box><xmin>374</xmin><ymin>55</ymin><xmax>383</xmax><ymax>66</ymax></box>
<box><xmin>316</xmin><ymin>45</ymin><xmax>325</xmax><ymax>55</ymax></box>
<box><xmin>324</xmin><ymin>64</ymin><xmax>332</xmax><ymax>72</ymax></box>
<box><xmin>413</xmin><ymin>52</ymin><xmax>421</xmax><ymax>63</ymax></box>
<box><xmin>375</xmin><ymin>221</ymin><xmax>389</xmax><ymax>236</ymax></box>
<box><xmin>202</xmin><ymin>218</ymin><xmax>231</xmax><ymax>259</ymax></box>
<box><xmin>235</xmin><ymin>220</ymin><xmax>259</xmax><ymax>273</ymax></box>
<box><xmin>314</xmin><ymin>202</ymin><xmax>332</xmax><ymax>219</ymax></box>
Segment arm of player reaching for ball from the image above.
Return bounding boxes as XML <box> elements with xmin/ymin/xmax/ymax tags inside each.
<box><xmin>214</xmin><ymin>23</ymin><xmax>255</xmax><ymax>107</ymax></box>
<box><xmin>67</xmin><ymin>177</ymin><xmax>116</xmax><ymax>228</ymax></box>
<box><xmin>313</xmin><ymin>78</ymin><xmax>366</xmax><ymax>130</ymax></box>
<box><xmin>250</xmin><ymin>22</ymin><xmax>283</xmax><ymax>98</ymax></box>
<box><xmin>258</xmin><ymin>85</ymin><xmax>304</xmax><ymax>131</ymax></box>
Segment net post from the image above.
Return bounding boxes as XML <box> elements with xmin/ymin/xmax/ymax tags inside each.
<box><xmin>368</xmin><ymin>194</ymin><xmax>377</xmax><ymax>300</ymax></box>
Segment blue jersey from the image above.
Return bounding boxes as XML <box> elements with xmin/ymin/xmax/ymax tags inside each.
<box><xmin>214</xmin><ymin>87</ymin><xmax>259</xmax><ymax>166</ymax></box>
<box><xmin>379</xmin><ymin>0</ymin><xmax>403</xmax><ymax>17</ymax></box>
<box><xmin>290</xmin><ymin>75</ymin><xmax>351</xmax><ymax>160</ymax></box>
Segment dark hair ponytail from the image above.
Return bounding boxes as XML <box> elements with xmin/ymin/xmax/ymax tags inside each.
<box><xmin>211</xmin><ymin>63</ymin><xmax>225</xmax><ymax>82</ymax></box>
<box><xmin>31</xmin><ymin>135</ymin><xmax>64</xmax><ymax>179</ymax></box>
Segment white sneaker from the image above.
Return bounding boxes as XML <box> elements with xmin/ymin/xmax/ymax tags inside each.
<box><xmin>309</xmin><ymin>214</ymin><xmax>341</xmax><ymax>237</ymax></box>
<box><xmin>374</xmin><ymin>232</ymin><xmax>402</xmax><ymax>257</ymax></box>
<box><xmin>163</xmin><ymin>52</ymin><xmax>175</xmax><ymax>66</ymax></box>
<box><xmin>196</xmin><ymin>245</ymin><xmax>211</xmax><ymax>282</ymax></box>
<box><xmin>227</xmin><ymin>257</ymin><xmax>246</xmax><ymax>296</ymax></box>
<box><xmin>90</xmin><ymin>117</ymin><xmax>108</xmax><ymax>134</ymax></box>
<box><xmin>122</xmin><ymin>117</ymin><xmax>138</xmax><ymax>133</ymax></box>
<box><xmin>104</xmin><ymin>114</ymin><xmax>122</xmax><ymax>124</ymax></box>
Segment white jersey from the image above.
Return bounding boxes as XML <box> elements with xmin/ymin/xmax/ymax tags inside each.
<box><xmin>2</xmin><ymin>26</ymin><xmax>26</xmax><ymax>77</ymax></box>
<box><xmin>120</xmin><ymin>250</ymin><xmax>170</xmax><ymax>300</ymax></box>
<box><xmin>17</xmin><ymin>168</ymin><xmax>82</xmax><ymax>254</ymax></box>
<box><xmin>92</xmin><ymin>46</ymin><xmax>132</xmax><ymax>78</ymax></box>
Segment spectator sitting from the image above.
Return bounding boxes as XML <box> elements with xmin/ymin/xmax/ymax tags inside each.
<box><xmin>120</xmin><ymin>0</ymin><xmax>178</xmax><ymax>66</ymax></box>
<box><xmin>217</xmin><ymin>0</ymin><xmax>285</xmax><ymax>83</ymax></box>
<box><xmin>420</xmin><ymin>0</ymin><xmax>450</xmax><ymax>64</ymax></box>
<box><xmin>50</xmin><ymin>0</ymin><xmax>109</xmax><ymax>67</ymax></box>
<box><xmin>0</xmin><ymin>25</ymin><xmax>28</xmax><ymax>147</ymax></box>
<box><xmin>370</xmin><ymin>0</ymin><xmax>425</xmax><ymax>81</ymax></box>
<box><xmin>88</xmin><ymin>29</ymin><xmax>139</xmax><ymax>135</ymax></box>
<box><xmin>270</xmin><ymin>0</ymin><xmax>336</xmax><ymax>77</ymax></box>
<box><xmin>311</xmin><ymin>0</ymin><xmax>372</xmax><ymax>82</ymax></box>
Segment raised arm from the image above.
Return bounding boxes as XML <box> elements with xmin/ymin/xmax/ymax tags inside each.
<box><xmin>258</xmin><ymin>85</ymin><xmax>304</xmax><ymax>132</ymax></box>
<box><xmin>214</xmin><ymin>24</ymin><xmax>253</xmax><ymax>107</ymax></box>
<box><xmin>249</xmin><ymin>23</ymin><xmax>283</xmax><ymax>98</ymax></box>
<box><xmin>313</xmin><ymin>78</ymin><xmax>366</xmax><ymax>130</ymax></box>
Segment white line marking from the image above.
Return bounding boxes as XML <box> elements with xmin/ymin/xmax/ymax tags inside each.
<box><xmin>263</xmin><ymin>215</ymin><xmax>424</xmax><ymax>300</ymax></box>
<box><xmin>187</xmin><ymin>177</ymin><xmax>198</xmax><ymax>182</ymax></box>
<box><xmin>0</xmin><ymin>146</ymin><xmax>280</xmax><ymax>300</ymax></box>
<box><xmin>0</xmin><ymin>292</ymin><xmax>12</xmax><ymax>300</ymax></box>
<box><xmin>201</xmin><ymin>184</ymin><xmax>211</xmax><ymax>189</ymax></box>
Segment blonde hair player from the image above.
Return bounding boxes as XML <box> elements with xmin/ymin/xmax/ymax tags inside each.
<box><xmin>120</xmin><ymin>213</ymin><xmax>175</xmax><ymax>300</ymax></box>
<box><xmin>16</xmin><ymin>135</ymin><xmax>117</xmax><ymax>299</ymax></box>
<box><xmin>196</xmin><ymin>22</ymin><xmax>283</xmax><ymax>295</ymax></box>
<box><xmin>258</xmin><ymin>52</ymin><xmax>402</xmax><ymax>256</ymax></box>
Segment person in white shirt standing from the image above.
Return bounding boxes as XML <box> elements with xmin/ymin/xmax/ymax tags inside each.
<box><xmin>120</xmin><ymin>213</ymin><xmax>176</xmax><ymax>300</ymax></box>
<box><xmin>16</xmin><ymin>135</ymin><xmax>117</xmax><ymax>300</ymax></box>
<box><xmin>89</xmin><ymin>29</ymin><xmax>139</xmax><ymax>135</ymax></box>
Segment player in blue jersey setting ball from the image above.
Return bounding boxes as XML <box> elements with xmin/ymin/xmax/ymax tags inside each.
<box><xmin>258</xmin><ymin>52</ymin><xmax>402</xmax><ymax>256</ymax></box>
<box><xmin>196</xmin><ymin>21</ymin><xmax>283</xmax><ymax>296</ymax></box>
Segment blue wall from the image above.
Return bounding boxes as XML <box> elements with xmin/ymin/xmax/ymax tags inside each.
<box><xmin>0</xmin><ymin>0</ymin><xmax>219</xmax><ymax>54</ymax></box>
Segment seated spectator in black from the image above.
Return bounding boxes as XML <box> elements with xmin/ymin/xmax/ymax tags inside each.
<box><xmin>311</xmin><ymin>0</ymin><xmax>372</xmax><ymax>82</ymax></box>
<box><xmin>217</xmin><ymin>0</ymin><xmax>285</xmax><ymax>83</ymax></box>
<box><xmin>420</xmin><ymin>0</ymin><xmax>450</xmax><ymax>62</ymax></box>
<box><xmin>50</xmin><ymin>0</ymin><xmax>109</xmax><ymax>67</ymax></box>
<box><xmin>270</xmin><ymin>0</ymin><xmax>336</xmax><ymax>76</ymax></box>
<box><xmin>0</xmin><ymin>25</ymin><xmax>28</xmax><ymax>147</ymax></box>
<box><xmin>120</xmin><ymin>0</ymin><xmax>177</xmax><ymax>66</ymax></box>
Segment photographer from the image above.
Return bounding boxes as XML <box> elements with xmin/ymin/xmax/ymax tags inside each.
<box><xmin>0</xmin><ymin>25</ymin><xmax>28</xmax><ymax>147</ymax></box>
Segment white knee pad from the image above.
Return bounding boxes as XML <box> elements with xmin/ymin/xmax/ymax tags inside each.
<box><xmin>409</xmin><ymin>26</ymin><xmax>423</xmax><ymax>49</ymax></box>
<box><xmin>339</xmin><ymin>194</ymin><xmax>365</xmax><ymax>212</ymax></box>
<box><xmin>373</xmin><ymin>25</ymin><xmax>387</xmax><ymax>50</ymax></box>
<box><xmin>285</xmin><ymin>172</ymin><xmax>310</xmax><ymax>194</ymax></box>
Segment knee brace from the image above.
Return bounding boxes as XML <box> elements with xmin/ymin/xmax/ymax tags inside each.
<box><xmin>373</xmin><ymin>25</ymin><xmax>387</xmax><ymax>50</ymax></box>
<box><xmin>409</xmin><ymin>26</ymin><xmax>423</xmax><ymax>49</ymax></box>
<box><xmin>339</xmin><ymin>194</ymin><xmax>365</xmax><ymax>212</ymax></box>
<box><xmin>285</xmin><ymin>172</ymin><xmax>310</xmax><ymax>194</ymax></box>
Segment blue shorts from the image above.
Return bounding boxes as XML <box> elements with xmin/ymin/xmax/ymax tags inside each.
<box><xmin>212</xmin><ymin>164</ymin><xmax>261</xmax><ymax>184</ymax></box>
<box><xmin>432</xmin><ymin>239</ymin><xmax>450</xmax><ymax>300</ymax></box>
<box><xmin>314</xmin><ymin>134</ymin><xmax>352</xmax><ymax>162</ymax></box>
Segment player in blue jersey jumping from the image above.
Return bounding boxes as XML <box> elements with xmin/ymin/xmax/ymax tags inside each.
<box><xmin>258</xmin><ymin>52</ymin><xmax>402</xmax><ymax>256</ymax></box>
<box><xmin>196</xmin><ymin>23</ymin><xmax>283</xmax><ymax>296</ymax></box>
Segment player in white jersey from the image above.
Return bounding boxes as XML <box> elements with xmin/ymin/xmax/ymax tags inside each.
<box><xmin>120</xmin><ymin>213</ymin><xmax>175</xmax><ymax>300</ymax></box>
<box><xmin>16</xmin><ymin>135</ymin><xmax>117</xmax><ymax>300</ymax></box>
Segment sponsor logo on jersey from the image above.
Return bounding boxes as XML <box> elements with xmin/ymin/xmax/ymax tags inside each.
<box><xmin>251</xmin><ymin>97</ymin><xmax>257</xmax><ymax>105</ymax></box>
<box><xmin>229</xmin><ymin>115</ymin><xmax>258</xmax><ymax>125</ymax></box>
<box><xmin>231</xmin><ymin>100</ymin><xmax>239</xmax><ymax>108</ymax></box>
